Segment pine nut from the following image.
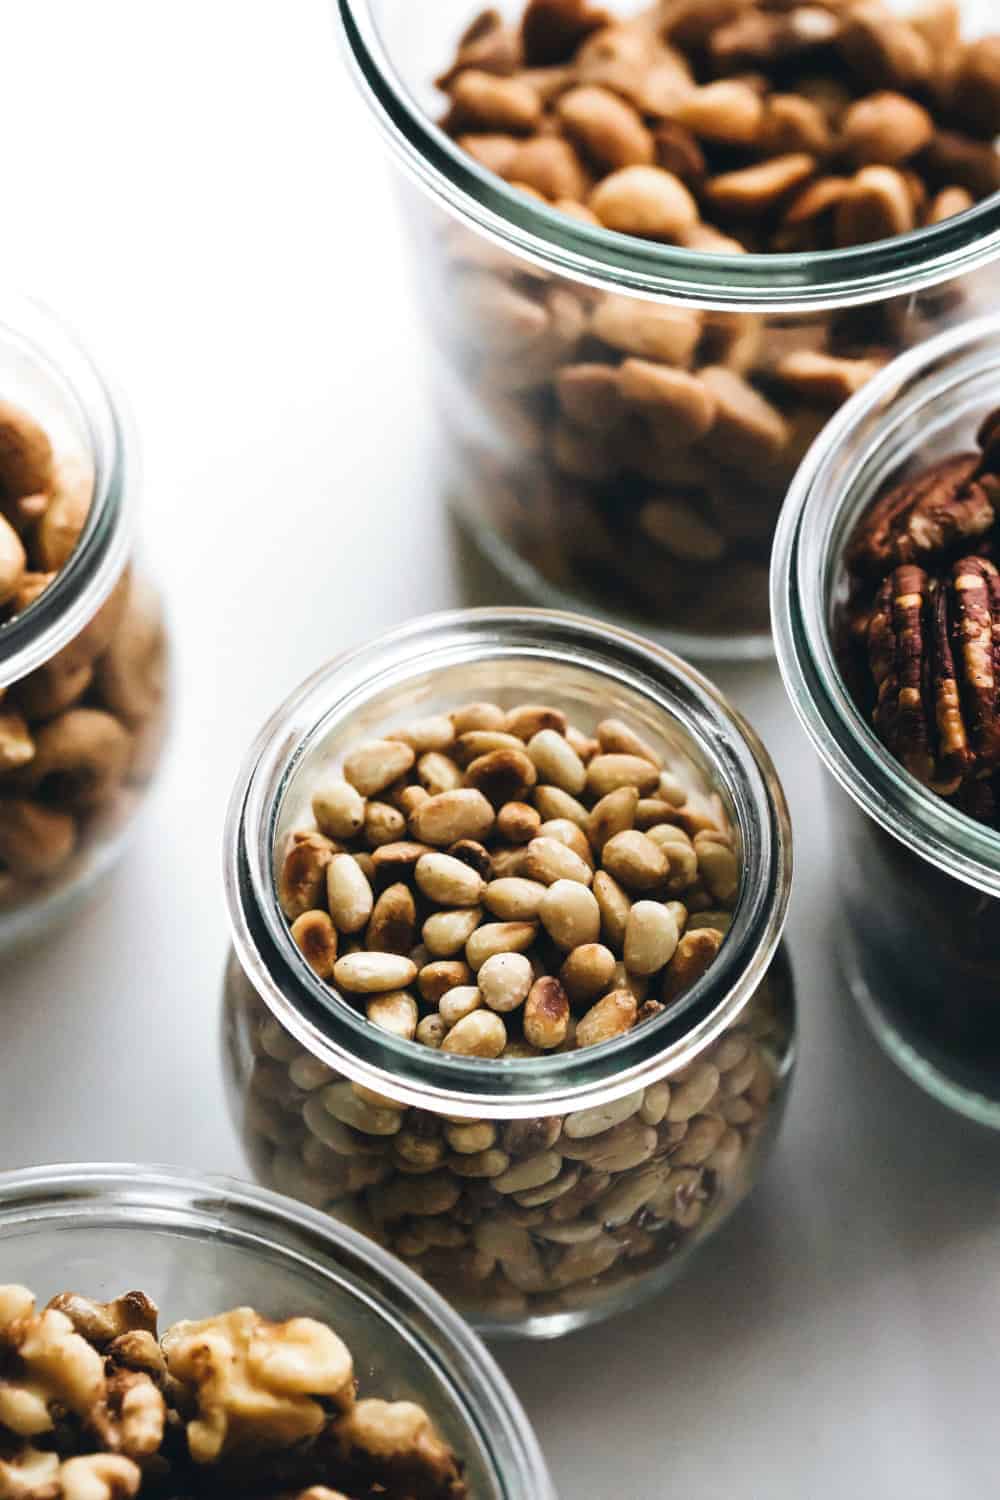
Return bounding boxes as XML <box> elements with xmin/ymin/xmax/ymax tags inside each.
<box><xmin>326</xmin><ymin>853</ymin><xmax>374</xmax><ymax>934</ymax></box>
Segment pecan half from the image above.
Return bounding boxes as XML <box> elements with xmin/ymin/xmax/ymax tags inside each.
<box><xmin>949</xmin><ymin>555</ymin><xmax>1000</xmax><ymax>772</ymax></box>
<box><xmin>847</xmin><ymin>453</ymin><xmax>995</xmax><ymax>576</ymax></box>
<box><xmin>868</xmin><ymin>564</ymin><xmax>935</xmax><ymax>783</ymax></box>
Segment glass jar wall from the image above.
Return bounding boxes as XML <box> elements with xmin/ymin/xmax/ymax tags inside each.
<box><xmin>335</xmin><ymin>0</ymin><xmax>1000</xmax><ymax>659</ymax></box>
<box><xmin>773</xmin><ymin>312</ymin><xmax>1000</xmax><ymax>1127</ymax></box>
<box><xmin>0</xmin><ymin>299</ymin><xmax>169</xmax><ymax>953</ymax></box>
<box><xmin>222</xmin><ymin>608</ymin><xmax>794</xmax><ymax>1337</ymax></box>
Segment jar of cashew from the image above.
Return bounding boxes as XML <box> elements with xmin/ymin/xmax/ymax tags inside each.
<box><xmin>335</xmin><ymin>0</ymin><xmax>1000</xmax><ymax>658</ymax></box>
<box><xmin>0</xmin><ymin>299</ymin><xmax>169</xmax><ymax>952</ymax></box>
<box><xmin>223</xmin><ymin>608</ymin><xmax>794</xmax><ymax>1337</ymax></box>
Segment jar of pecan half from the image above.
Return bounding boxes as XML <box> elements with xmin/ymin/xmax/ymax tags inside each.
<box><xmin>773</xmin><ymin>311</ymin><xmax>1000</xmax><ymax>1127</ymax></box>
<box><xmin>335</xmin><ymin>0</ymin><xmax>1000</xmax><ymax>659</ymax></box>
<box><xmin>0</xmin><ymin>299</ymin><xmax>169</xmax><ymax>953</ymax></box>
<box><xmin>222</xmin><ymin>608</ymin><xmax>794</xmax><ymax>1337</ymax></box>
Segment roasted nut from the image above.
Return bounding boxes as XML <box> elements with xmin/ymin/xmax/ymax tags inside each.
<box><xmin>441</xmin><ymin>1008</ymin><xmax>508</xmax><ymax>1056</ymax></box>
<box><xmin>556</xmin><ymin>84</ymin><xmax>654</xmax><ymax>169</ymax></box>
<box><xmin>291</xmin><ymin>910</ymin><xmax>339</xmax><ymax>980</ymax></box>
<box><xmin>484</xmin><ymin>875</ymin><xmax>547</xmax><ymax>919</ymax></box>
<box><xmin>27</xmin><ymin>708</ymin><xmax>131</xmax><ymax>812</ymax></box>
<box><xmin>333</xmin><ymin>952</ymin><xmax>418</xmax><ymax>994</ymax></box>
<box><xmin>415</xmin><ymin>851</ymin><xmax>487</xmax><ymax>907</ymax></box>
<box><xmin>590</xmin><ymin>294</ymin><xmax>701</xmax><ymax>365</ymax></box>
<box><xmin>496</xmin><ymin>799</ymin><xmax>541</xmax><ymax>843</ymax></box>
<box><xmin>367</xmin><ymin>991</ymin><xmax>419</xmax><ymax>1041</ymax></box>
<box><xmin>410</xmin><ymin>788</ymin><xmax>496</xmax><ymax>845</ymax></box>
<box><xmin>343</xmin><ymin>739</ymin><xmax>415</xmax><ymax>798</ymax></box>
<box><xmin>312</xmin><ymin>779</ymin><xmax>365</xmax><ymax>840</ymax></box>
<box><xmin>576</xmin><ymin>987</ymin><xmax>637</xmax><ymax>1047</ymax></box>
<box><xmin>326</xmin><ymin>853</ymin><xmax>374</xmax><ymax>934</ymax></box>
<box><xmin>162</xmin><ymin>1306</ymin><xmax>354</xmax><ymax>1461</ymax></box>
<box><xmin>590</xmin><ymin>164</ymin><xmax>698</xmax><ymax>239</ymax></box>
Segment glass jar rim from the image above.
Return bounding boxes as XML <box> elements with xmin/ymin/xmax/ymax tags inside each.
<box><xmin>0</xmin><ymin>1162</ymin><xmax>553</xmax><ymax>1500</ymax></box>
<box><xmin>771</xmin><ymin>309</ymin><xmax>1000</xmax><ymax>897</ymax></box>
<box><xmin>224</xmin><ymin>606</ymin><xmax>792</xmax><ymax>1118</ymax></box>
<box><xmin>0</xmin><ymin>297</ymin><xmax>133</xmax><ymax>691</ymax></box>
<box><xmin>334</xmin><ymin>0</ymin><xmax>1000</xmax><ymax>314</ymax></box>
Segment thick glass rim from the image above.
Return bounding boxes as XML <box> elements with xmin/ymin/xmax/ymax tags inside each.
<box><xmin>334</xmin><ymin>0</ymin><xmax>1000</xmax><ymax>314</ymax></box>
<box><xmin>0</xmin><ymin>1162</ymin><xmax>552</xmax><ymax>1500</ymax></box>
<box><xmin>0</xmin><ymin>296</ymin><xmax>133</xmax><ymax>690</ymax></box>
<box><xmin>224</xmin><ymin>606</ymin><xmax>792</xmax><ymax>1118</ymax></box>
<box><xmin>771</xmin><ymin>310</ymin><xmax>1000</xmax><ymax>898</ymax></box>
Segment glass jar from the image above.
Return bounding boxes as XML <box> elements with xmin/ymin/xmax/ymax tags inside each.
<box><xmin>0</xmin><ymin>299</ymin><xmax>169</xmax><ymax>953</ymax></box>
<box><xmin>334</xmin><ymin>0</ymin><xmax>1000</xmax><ymax>660</ymax></box>
<box><xmin>0</xmin><ymin>1163</ymin><xmax>553</xmax><ymax>1499</ymax></box>
<box><xmin>773</xmin><ymin>311</ymin><xmax>1000</xmax><ymax>1128</ymax></box>
<box><xmin>222</xmin><ymin>607</ymin><xmax>794</xmax><ymax>1338</ymax></box>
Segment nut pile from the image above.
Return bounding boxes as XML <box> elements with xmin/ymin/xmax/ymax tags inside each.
<box><xmin>278</xmin><ymin>701</ymin><xmax>741</xmax><ymax>1056</ymax></box>
<box><xmin>0</xmin><ymin>401</ymin><xmax>167</xmax><ymax>910</ymax></box>
<box><xmin>441</xmin><ymin>0</ymin><xmax>1000</xmax><ymax>255</ymax></box>
<box><xmin>0</xmin><ymin>1283</ymin><xmax>466</xmax><ymax>1499</ymax></box>
<box><xmin>840</xmin><ymin>405</ymin><xmax>1000</xmax><ymax>827</ymax></box>
<box><xmin>232</xmin><ymin>955</ymin><xmax>790</xmax><ymax>1322</ymax></box>
<box><xmin>427</xmin><ymin>0</ymin><xmax>1000</xmax><ymax>636</ymax></box>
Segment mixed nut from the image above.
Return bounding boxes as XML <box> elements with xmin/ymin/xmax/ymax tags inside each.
<box><xmin>427</xmin><ymin>0</ymin><xmax>1000</xmax><ymax>637</ymax></box>
<box><xmin>278</xmin><ymin>700</ymin><xmax>742</xmax><ymax>1056</ymax></box>
<box><xmin>841</xmin><ymin>404</ymin><xmax>1000</xmax><ymax>826</ymax></box>
<box><xmin>0</xmin><ymin>1283</ymin><xmax>466</xmax><ymax>1499</ymax></box>
<box><xmin>230</xmin><ymin>952</ymin><xmax>791</xmax><ymax>1324</ymax></box>
<box><xmin>0</xmin><ymin>401</ymin><xmax>167</xmax><ymax>917</ymax></box>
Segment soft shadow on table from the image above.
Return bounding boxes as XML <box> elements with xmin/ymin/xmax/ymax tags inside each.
<box><xmin>446</xmin><ymin>513</ymin><xmax>784</xmax><ymax>702</ymax></box>
<box><xmin>496</xmin><ymin>898</ymin><xmax>1000</xmax><ymax>1434</ymax></box>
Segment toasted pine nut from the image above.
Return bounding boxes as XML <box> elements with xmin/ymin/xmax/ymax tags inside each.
<box><xmin>441</xmin><ymin>1009</ymin><xmax>508</xmax><ymax>1057</ymax></box>
<box><xmin>312</xmin><ymin>778</ymin><xmax>365</xmax><ymax>840</ymax></box>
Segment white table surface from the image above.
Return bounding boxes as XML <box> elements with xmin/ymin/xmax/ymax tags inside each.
<box><xmin>1</xmin><ymin>3</ymin><xmax>998</xmax><ymax>1496</ymax></box>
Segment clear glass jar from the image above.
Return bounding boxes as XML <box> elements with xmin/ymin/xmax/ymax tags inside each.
<box><xmin>0</xmin><ymin>299</ymin><xmax>169</xmax><ymax>953</ymax></box>
<box><xmin>222</xmin><ymin>607</ymin><xmax>794</xmax><ymax>1338</ymax></box>
<box><xmin>773</xmin><ymin>311</ymin><xmax>1000</xmax><ymax>1128</ymax></box>
<box><xmin>334</xmin><ymin>0</ymin><xmax>1000</xmax><ymax>661</ymax></box>
<box><xmin>0</xmin><ymin>1163</ymin><xmax>553</xmax><ymax>1499</ymax></box>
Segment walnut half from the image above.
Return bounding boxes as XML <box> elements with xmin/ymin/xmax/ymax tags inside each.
<box><xmin>161</xmin><ymin>1307</ymin><xmax>355</xmax><ymax>1464</ymax></box>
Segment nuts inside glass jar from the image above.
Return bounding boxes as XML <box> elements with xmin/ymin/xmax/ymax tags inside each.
<box><xmin>839</xmin><ymin>404</ymin><xmax>1000</xmax><ymax>826</ymax></box>
<box><xmin>441</xmin><ymin>0</ymin><xmax>1000</xmax><ymax>255</ymax></box>
<box><xmin>229</xmin><ymin>949</ymin><xmax>792</xmax><ymax>1326</ymax></box>
<box><xmin>278</xmin><ymin>700</ymin><xmax>741</xmax><ymax>1056</ymax></box>
<box><xmin>0</xmin><ymin>400</ymin><xmax>168</xmax><ymax>915</ymax></box>
<box><xmin>424</xmin><ymin>0</ymin><xmax>1000</xmax><ymax>640</ymax></box>
<box><xmin>0</xmin><ymin>1281</ymin><xmax>467</xmax><ymax>1499</ymax></box>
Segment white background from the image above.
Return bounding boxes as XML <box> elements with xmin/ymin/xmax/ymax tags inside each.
<box><xmin>1</xmin><ymin>3</ymin><xmax>998</xmax><ymax>1496</ymax></box>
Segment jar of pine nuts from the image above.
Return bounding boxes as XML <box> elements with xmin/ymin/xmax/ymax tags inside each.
<box><xmin>0</xmin><ymin>299</ymin><xmax>169</xmax><ymax>953</ymax></box>
<box><xmin>222</xmin><ymin>608</ymin><xmax>794</xmax><ymax>1337</ymax></box>
<box><xmin>335</xmin><ymin>0</ymin><xmax>1000</xmax><ymax>658</ymax></box>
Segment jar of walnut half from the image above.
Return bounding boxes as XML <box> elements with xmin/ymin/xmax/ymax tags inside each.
<box><xmin>335</xmin><ymin>0</ymin><xmax>1000</xmax><ymax>659</ymax></box>
<box><xmin>222</xmin><ymin>608</ymin><xmax>794</xmax><ymax>1338</ymax></box>
<box><xmin>773</xmin><ymin>310</ymin><xmax>1000</xmax><ymax>1129</ymax></box>
<box><xmin>0</xmin><ymin>300</ymin><xmax>169</xmax><ymax>952</ymax></box>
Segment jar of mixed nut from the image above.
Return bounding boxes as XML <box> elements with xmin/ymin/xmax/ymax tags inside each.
<box><xmin>335</xmin><ymin>0</ymin><xmax>1000</xmax><ymax>658</ymax></box>
<box><xmin>222</xmin><ymin>608</ymin><xmax>794</xmax><ymax>1337</ymax></box>
<box><xmin>0</xmin><ymin>1163</ymin><xmax>554</xmax><ymax>1499</ymax></box>
<box><xmin>773</xmin><ymin>311</ymin><xmax>1000</xmax><ymax>1127</ymax></box>
<box><xmin>0</xmin><ymin>299</ymin><xmax>169</xmax><ymax>952</ymax></box>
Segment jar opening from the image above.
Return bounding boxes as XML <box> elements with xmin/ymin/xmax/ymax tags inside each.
<box><xmin>773</xmin><ymin>310</ymin><xmax>1000</xmax><ymax>897</ymax></box>
<box><xmin>0</xmin><ymin>298</ymin><xmax>132</xmax><ymax>690</ymax></box>
<box><xmin>225</xmin><ymin>607</ymin><xmax>791</xmax><ymax>1116</ymax></box>
<box><xmin>335</xmin><ymin>0</ymin><xmax>1000</xmax><ymax>313</ymax></box>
